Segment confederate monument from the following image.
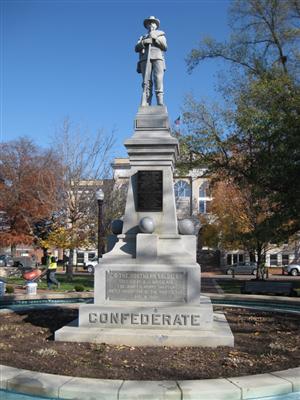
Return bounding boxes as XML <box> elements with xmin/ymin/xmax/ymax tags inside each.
<box><xmin>55</xmin><ymin>17</ymin><xmax>234</xmax><ymax>347</ymax></box>
<box><xmin>135</xmin><ymin>16</ymin><xmax>167</xmax><ymax>106</ymax></box>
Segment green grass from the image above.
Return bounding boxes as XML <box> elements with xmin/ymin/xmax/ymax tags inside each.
<box><xmin>5</xmin><ymin>273</ymin><xmax>94</xmax><ymax>292</ymax></box>
<box><xmin>217</xmin><ymin>279</ymin><xmax>300</xmax><ymax>295</ymax></box>
<box><xmin>292</xmin><ymin>281</ymin><xmax>300</xmax><ymax>289</ymax></box>
<box><xmin>217</xmin><ymin>279</ymin><xmax>244</xmax><ymax>294</ymax></box>
<box><xmin>293</xmin><ymin>288</ymin><xmax>300</xmax><ymax>296</ymax></box>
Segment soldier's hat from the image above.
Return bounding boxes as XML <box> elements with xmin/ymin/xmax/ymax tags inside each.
<box><xmin>143</xmin><ymin>16</ymin><xmax>160</xmax><ymax>29</ymax></box>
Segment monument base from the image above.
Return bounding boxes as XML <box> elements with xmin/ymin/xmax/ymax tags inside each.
<box><xmin>55</xmin><ymin>312</ymin><xmax>234</xmax><ymax>347</ymax></box>
<box><xmin>78</xmin><ymin>296</ymin><xmax>214</xmax><ymax>330</ymax></box>
<box><xmin>55</xmin><ymin>294</ymin><xmax>234</xmax><ymax>347</ymax></box>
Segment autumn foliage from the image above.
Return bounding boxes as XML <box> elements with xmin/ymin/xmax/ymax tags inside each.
<box><xmin>0</xmin><ymin>138</ymin><xmax>63</xmax><ymax>252</ymax></box>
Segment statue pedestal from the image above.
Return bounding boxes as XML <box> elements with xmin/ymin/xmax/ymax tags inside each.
<box><xmin>55</xmin><ymin>106</ymin><xmax>234</xmax><ymax>347</ymax></box>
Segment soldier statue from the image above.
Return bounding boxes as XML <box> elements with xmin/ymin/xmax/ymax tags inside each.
<box><xmin>135</xmin><ymin>16</ymin><xmax>167</xmax><ymax>106</ymax></box>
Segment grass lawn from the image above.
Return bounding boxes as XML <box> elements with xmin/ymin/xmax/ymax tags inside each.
<box><xmin>217</xmin><ymin>278</ymin><xmax>300</xmax><ymax>295</ymax></box>
<box><xmin>293</xmin><ymin>287</ymin><xmax>300</xmax><ymax>296</ymax></box>
<box><xmin>217</xmin><ymin>279</ymin><xmax>244</xmax><ymax>294</ymax></box>
<box><xmin>5</xmin><ymin>273</ymin><xmax>94</xmax><ymax>292</ymax></box>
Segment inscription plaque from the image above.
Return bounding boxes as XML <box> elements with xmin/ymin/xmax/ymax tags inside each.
<box><xmin>106</xmin><ymin>271</ymin><xmax>187</xmax><ymax>302</ymax></box>
<box><xmin>135</xmin><ymin>117</ymin><xmax>168</xmax><ymax>129</ymax></box>
<box><xmin>87</xmin><ymin>311</ymin><xmax>202</xmax><ymax>329</ymax></box>
<box><xmin>137</xmin><ymin>170</ymin><xmax>163</xmax><ymax>212</ymax></box>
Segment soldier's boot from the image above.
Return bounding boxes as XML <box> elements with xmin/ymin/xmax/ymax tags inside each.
<box><xmin>156</xmin><ymin>92</ymin><xmax>164</xmax><ymax>106</ymax></box>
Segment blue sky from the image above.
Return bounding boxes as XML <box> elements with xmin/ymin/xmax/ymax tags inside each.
<box><xmin>1</xmin><ymin>0</ymin><xmax>230</xmax><ymax>158</ymax></box>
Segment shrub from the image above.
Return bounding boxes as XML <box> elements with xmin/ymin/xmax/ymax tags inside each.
<box><xmin>74</xmin><ymin>284</ymin><xmax>85</xmax><ymax>292</ymax></box>
<box><xmin>5</xmin><ymin>285</ymin><xmax>14</xmax><ymax>294</ymax></box>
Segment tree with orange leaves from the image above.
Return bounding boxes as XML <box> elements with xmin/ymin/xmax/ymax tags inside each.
<box><xmin>207</xmin><ymin>177</ymin><xmax>274</xmax><ymax>278</ymax></box>
<box><xmin>0</xmin><ymin>138</ymin><xmax>63</xmax><ymax>255</ymax></box>
<box><xmin>180</xmin><ymin>1</ymin><xmax>300</xmax><ymax>279</ymax></box>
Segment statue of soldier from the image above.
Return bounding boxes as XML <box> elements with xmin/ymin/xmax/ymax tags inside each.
<box><xmin>135</xmin><ymin>16</ymin><xmax>167</xmax><ymax>106</ymax></box>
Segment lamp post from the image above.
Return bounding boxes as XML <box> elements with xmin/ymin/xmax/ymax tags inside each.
<box><xmin>96</xmin><ymin>188</ymin><xmax>105</xmax><ymax>262</ymax></box>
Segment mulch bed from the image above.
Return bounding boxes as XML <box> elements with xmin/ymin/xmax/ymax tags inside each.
<box><xmin>0</xmin><ymin>307</ymin><xmax>299</xmax><ymax>380</ymax></box>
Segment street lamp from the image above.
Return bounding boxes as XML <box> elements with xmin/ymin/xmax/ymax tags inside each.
<box><xmin>96</xmin><ymin>188</ymin><xmax>105</xmax><ymax>261</ymax></box>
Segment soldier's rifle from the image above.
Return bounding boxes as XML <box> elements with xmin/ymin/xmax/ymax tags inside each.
<box><xmin>141</xmin><ymin>42</ymin><xmax>152</xmax><ymax>106</ymax></box>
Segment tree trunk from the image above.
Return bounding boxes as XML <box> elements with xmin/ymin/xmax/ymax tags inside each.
<box><xmin>66</xmin><ymin>248</ymin><xmax>74</xmax><ymax>280</ymax></box>
<box><xmin>249</xmin><ymin>251</ymin><xmax>256</xmax><ymax>263</ymax></box>
<box><xmin>256</xmin><ymin>244</ymin><xmax>265</xmax><ymax>280</ymax></box>
<box><xmin>41</xmin><ymin>248</ymin><xmax>48</xmax><ymax>266</ymax></box>
<box><xmin>11</xmin><ymin>244</ymin><xmax>17</xmax><ymax>257</ymax></box>
<box><xmin>256</xmin><ymin>250</ymin><xmax>262</xmax><ymax>280</ymax></box>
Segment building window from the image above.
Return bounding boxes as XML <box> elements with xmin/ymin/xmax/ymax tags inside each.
<box><xmin>199</xmin><ymin>200</ymin><xmax>212</xmax><ymax>214</ymax></box>
<box><xmin>199</xmin><ymin>199</ymin><xmax>210</xmax><ymax>213</ymax></box>
<box><xmin>282</xmin><ymin>254</ymin><xmax>289</xmax><ymax>266</ymax></box>
<box><xmin>227</xmin><ymin>253</ymin><xmax>244</xmax><ymax>265</ymax></box>
<box><xmin>199</xmin><ymin>181</ymin><xmax>211</xmax><ymax>214</ymax></box>
<box><xmin>77</xmin><ymin>252</ymin><xmax>84</xmax><ymax>265</ymax></box>
<box><xmin>88</xmin><ymin>252</ymin><xmax>96</xmax><ymax>260</ymax></box>
<box><xmin>238</xmin><ymin>254</ymin><xmax>244</xmax><ymax>264</ymax></box>
<box><xmin>199</xmin><ymin>182</ymin><xmax>209</xmax><ymax>197</ymax></box>
<box><xmin>199</xmin><ymin>200</ymin><xmax>206</xmax><ymax>214</ymax></box>
<box><xmin>270</xmin><ymin>254</ymin><xmax>278</xmax><ymax>266</ymax></box>
<box><xmin>174</xmin><ymin>180</ymin><xmax>191</xmax><ymax>198</ymax></box>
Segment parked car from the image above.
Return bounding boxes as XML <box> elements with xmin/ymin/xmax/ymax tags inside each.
<box><xmin>13</xmin><ymin>256</ymin><xmax>35</xmax><ymax>270</ymax></box>
<box><xmin>282</xmin><ymin>263</ymin><xmax>300</xmax><ymax>276</ymax></box>
<box><xmin>83</xmin><ymin>257</ymin><xmax>98</xmax><ymax>274</ymax></box>
<box><xmin>226</xmin><ymin>262</ymin><xmax>257</xmax><ymax>276</ymax></box>
<box><xmin>0</xmin><ymin>254</ymin><xmax>14</xmax><ymax>267</ymax></box>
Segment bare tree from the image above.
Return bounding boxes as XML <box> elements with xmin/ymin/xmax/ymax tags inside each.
<box><xmin>98</xmin><ymin>179</ymin><xmax>127</xmax><ymax>236</ymax></box>
<box><xmin>52</xmin><ymin>118</ymin><xmax>115</xmax><ymax>278</ymax></box>
<box><xmin>187</xmin><ymin>0</ymin><xmax>300</xmax><ymax>80</ymax></box>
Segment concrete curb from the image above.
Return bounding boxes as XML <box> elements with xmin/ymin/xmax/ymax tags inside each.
<box><xmin>1</xmin><ymin>365</ymin><xmax>299</xmax><ymax>399</ymax></box>
<box><xmin>0</xmin><ymin>295</ymin><xmax>299</xmax><ymax>399</ymax></box>
<box><xmin>0</xmin><ymin>291</ymin><xmax>92</xmax><ymax>304</ymax></box>
<box><xmin>207</xmin><ymin>292</ymin><xmax>300</xmax><ymax>304</ymax></box>
<box><xmin>1</xmin><ymin>291</ymin><xmax>300</xmax><ymax>304</ymax></box>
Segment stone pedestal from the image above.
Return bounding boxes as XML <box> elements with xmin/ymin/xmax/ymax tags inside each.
<box><xmin>55</xmin><ymin>106</ymin><xmax>234</xmax><ymax>347</ymax></box>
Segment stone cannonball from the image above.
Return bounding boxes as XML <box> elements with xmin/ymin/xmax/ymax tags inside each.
<box><xmin>111</xmin><ymin>219</ymin><xmax>123</xmax><ymax>235</ymax></box>
<box><xmin>178</xmin><ymin>219</ymin><xmax>195</xmax><ymax>235</ymax></box>
<box><xmin>139</xmin><ymin>217</ymin><xmax>155</xmax><ymax>234</ymax></box>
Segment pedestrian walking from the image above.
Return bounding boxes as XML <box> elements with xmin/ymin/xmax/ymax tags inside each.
<box><xmin>47</xmin><ymin>256</ymin><xmax>60</xmax><ymax>289</ymax></box>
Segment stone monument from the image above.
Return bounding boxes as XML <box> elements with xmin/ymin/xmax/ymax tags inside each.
<box><xmin>55</xmin><ymin>17</ymin><xmax>234</xmax><ymax>347</ymax></box>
